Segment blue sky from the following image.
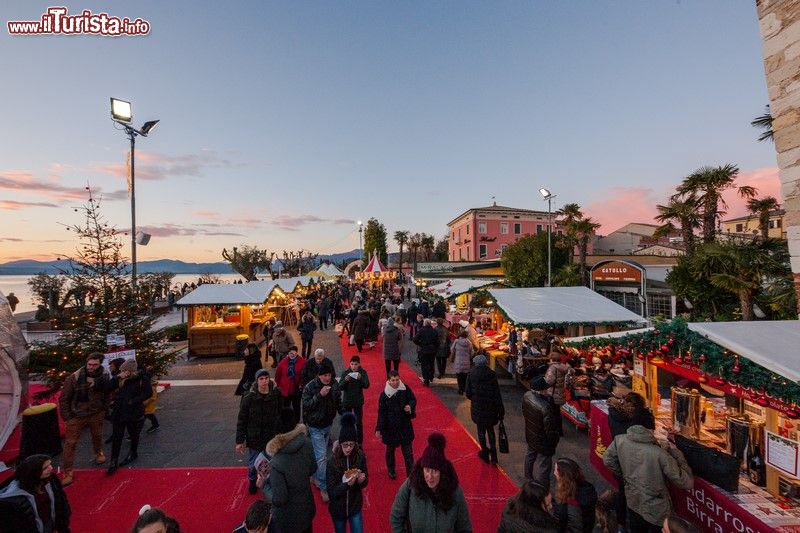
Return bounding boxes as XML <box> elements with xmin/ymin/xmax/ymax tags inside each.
<box><xmin>0</xmin><ymin>1</ymin><xmax>780</xmax><ymax>262</ymax></box>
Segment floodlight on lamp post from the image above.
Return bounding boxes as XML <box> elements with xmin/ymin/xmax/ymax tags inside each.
<box><xmin>539</xmin><ymin>188</ymin><xmax>556</xmax><ymax>287</ymax></box>
<box><xmin>110</xmin><ymin>97</ymin><xmax>160</xmax><ymax>293</ymax></box>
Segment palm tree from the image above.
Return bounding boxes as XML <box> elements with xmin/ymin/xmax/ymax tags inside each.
<box><xmin>572</xmin><ymin>217</ymin><xmax>601</xmax><ymax>286</ymax></box>
<box><xmin>394</xmin><ymin>230</ymin><xmax>409</xmax><ymax>275</ymax></box>
<box><xmin>673</xmin><ymin>164</ymin><xmax>756</xmax><ymax>243</ymax></box>
<box><xmin>556</xmin><ymin>203</ymin><xmax>584</xmax><ymax>262</ymax></box>
<box><xmin>746</xmin><ymin>196</ymin><xmax>780</xmax><ymax>240</ymax></box>
<box><xmin>408</xmin><ymin>232</ymin><xmax>423</xmax><ymax>272</ymax></box>
<box><xmin>653</xmin><ymin>196</ymin><xmax>700</xmax><ymax>253</ymax></box>
<box><xmin>558</xmin><ymin>203</ymin><xmax>583</xmax><ymax>226</ymax></box>
<box><xmin>751</xmin><ymin>105</ymin><xmax>774</xmax><ymax>143</ymax></box>
<box><xmin>421</xmin><ymin>234</ymin><xmax>435</xmax><ymax>261</ymax></box>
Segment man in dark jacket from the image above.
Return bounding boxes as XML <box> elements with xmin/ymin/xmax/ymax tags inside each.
<box><xmin>523</xmin><ymin>376</ymin><xmax>561</xmax><ymax>487</ymax></box>
<box><xmin>236</xmin><ymin>369</ymin><xmax>283</xmax><ymax>494</ymax></box>
<box><xmin>465</xmin><ymin>354</ymin><xmax>505</xmax><ymax>464</ymax></box>
<box><xmin>339</xmin><ymin>355</ymin><xmax>370</xmax><ymax>444</ymax></box>
<box><xmin>59</xmin><ymin>352</ymin><xmax>110</xmax><ymax>486</ymax></box>
<box><xmin>375</xmin><ymin>371</ymin><xmax>416</xmax><ymax>479</ymax></box>
<box><xmin>351</xmin><ymin>310</ymin><xmax>370</xmax><ymax>352</ymax></box>
<box><xmin>413</xmin><ymin>318</ymin><xmax>439</xmax><ymax>386</ymax></box>
<box><xmin>297</xmin><ymin>311</ymin><xmax>317</xmax><ymax>358</ymax></box>
<box><xmin>301</xmin><ymin>360</ymin><xmax>340</xmax><ymax>502</ymax></box>
<box><xmin>434</xmin><ymin>317</ymin><xmax>451</xmax><ymax>379</ymax></box>
<box><xmin>300</xmin><ymin>348</ymin><xmax>333</xmax><ymax>389</ymax></box>
<box><xmin>431</xmin><ymin>299</ymin><xmax>446</xmax><ymax>319</ymax></box>
<box><xmin>317</xmin><ymin>297</ymin><xmax>330</xmax><ymax>331</ymax></box>
<box><xmin>106</xmin><ymin>359</ymin><xmax>152</xmax><ymax>475</ymax></box>
<box><xmin>382</xmin><ymin>317</ymin><xmax>404</xmax><ymax>377</ymax></box>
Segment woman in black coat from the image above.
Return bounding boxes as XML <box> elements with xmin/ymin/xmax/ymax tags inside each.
<box><xmin>235</xmin><ymin>343</ymin><xmax>263</xmax><ymax>396</ymax></box>
<box><xmin>107</xmin><ymin>360</ymin><xmax>152</xmax><ymax>474</ymax></box>
<box><xmin>465</xmin><ymin>354</ymin><xmax>505</xmax><ymax>465</ymax></box>
<box><xmin>375</xmin><ymin>371</ymin><xmax>416</xmax><ymax>480</ymax></box>
<box><xmin>0</xmin><ymin>454</ymin><xmax>71</xmax><ymax>533</ymax></box>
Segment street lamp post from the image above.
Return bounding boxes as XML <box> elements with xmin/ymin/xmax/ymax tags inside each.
<box><xmin>539</xmin><ymin>188</ymin><xmax>556</xmax><ymax>287</ymax></box>
<box><xmin>110</xmin><ymin>98</ymin><xmax>159</xmax><ymax>292</ymax></box>
<box><xmin>357</xmin><ymin>220</ymin><xmax>363</xmax><ymax>260</ymax></box>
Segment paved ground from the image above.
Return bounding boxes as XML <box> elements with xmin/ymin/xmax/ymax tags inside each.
<box><xmin>64</xmin><ymin>297</ymin><xmax>609</xmax><ymax>492</ymax></box>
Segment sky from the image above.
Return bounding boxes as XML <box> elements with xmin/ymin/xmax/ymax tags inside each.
<box><xmin>0</xmin><ymin>1</ymin><xmax>783</xmax><ymax>263</ymax></box>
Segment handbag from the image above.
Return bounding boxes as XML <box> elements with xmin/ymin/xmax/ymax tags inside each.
<box><xmin>498</xmin><ymin>420</ymin><xmax>509</xmax><ymax>454</ymax></box>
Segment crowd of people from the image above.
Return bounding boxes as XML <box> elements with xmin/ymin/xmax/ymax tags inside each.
<box><xmin>0</xmin><ymin>278</ymin><xmax>703</xmax><ymax>533</ymax></box>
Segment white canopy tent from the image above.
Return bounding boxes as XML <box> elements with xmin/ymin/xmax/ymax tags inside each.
<box><xmin>177</xmin><ymin>280</ymin><xmax>280</xmax><ymax>306</ymax></box>
<box><xmin>488</xmin><ymin>287</ymin><xmax>647</xmax><ymax>327</ymax></box>
<box><xmin>427</xmin><ymin>278</ymin><xmax>498</xmax><ymax>299</ymax></box>
<box><xmin>319</xmin><ymin>263</ymin><xmax>344</xmax><ymax>277</ymax></box>
<box><xmin>688</xmin><ymin>321</ymin><xmax>800</xmax><ymax>384</ymax></box>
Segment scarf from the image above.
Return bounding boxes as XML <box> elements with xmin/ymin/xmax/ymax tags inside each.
<box><xmin>287</xmin><ymin>357</ymin><xmax>297</xmax><ymax>379</ymax></box>
<box><xmin>384</xmin><ymin>381</ymin><xmax>406</xmax><ymax>398</ymax></box>
<box><xmin>76</xmin><ymin>367</ymin><xmax>99</xmax><ymax>403</ymax></box>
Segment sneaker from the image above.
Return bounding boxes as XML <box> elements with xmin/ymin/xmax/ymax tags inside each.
<box><xmin>94</xmin><ymin>451</ymin><xmax>106</xmax><ymax>465</ymax></box>
<box><xmin>106</xmin><ymin>461</ymin><xmax>119</xmax><ymax>476</ymax></box>
<box><xmin>146</xmin><ymin>425</ymin><xmax>160</xmax><ymax>434</ymax></box>
<box><xmin>320</xmin><ymin>490</ymin><xmax>329</xmax><ymax>503</ymax></box>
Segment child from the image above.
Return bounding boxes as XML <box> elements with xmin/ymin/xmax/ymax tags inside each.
<box><xmin>326</xmin><ymin>414</ymin><xmax>368</xmax><ymax>533</ymax></box>
<box><xmin>339</xmin><ymin>355</ymin><xmax>370</xmax><ymax>444</ymax></box>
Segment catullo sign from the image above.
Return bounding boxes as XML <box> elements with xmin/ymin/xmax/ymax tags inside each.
<box><xmin>591</xmin><ymin>261</ymin><xmax>643</xmax><ymax>283</ymax></box>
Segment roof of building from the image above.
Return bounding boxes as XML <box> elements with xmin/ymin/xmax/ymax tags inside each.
<box><xmin>721</xmin><ymin>209</ymin><xmax>785</xmax><ymax>224</ymax></box>
<box><xmin>447</xmin><ymin>203</ymin><xmax>551</xmax><ymax>226</ymax></box>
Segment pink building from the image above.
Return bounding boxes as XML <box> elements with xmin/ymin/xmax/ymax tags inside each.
<box><xmin>446</xmin><ymin>203</ymin><xmax>561</xmax><ymax>261</ymax></box>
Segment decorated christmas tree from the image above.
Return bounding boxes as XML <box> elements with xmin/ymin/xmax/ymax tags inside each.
<box><xmin>29</xmin><ymin>192</ymin><xmax>178</xmax><ymax>393</ymax></box>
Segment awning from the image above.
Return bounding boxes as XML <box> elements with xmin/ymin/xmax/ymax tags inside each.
<box><xmin>426</xmin><ymin>278</ymin><xmax>499</xmax><ymax>298</ymax></box>
<box><xmin>688</xmin><ymin>321</ymin><xmax>800</xmax><ymax>384</ymax></box>
<box><xmin>488</xmin><ymin>286</ymin><xmax>647</xmax><ymax>327</ymax></box>
<box><xmin>177</xmin><ymin>281</ymin><xmax>278</xmax><ymax>306</ymax></box>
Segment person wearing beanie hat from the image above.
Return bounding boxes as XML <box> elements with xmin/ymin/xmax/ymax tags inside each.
<box><xmin>465</xmin><ymin>349</ymin><xmax>505</xmax><ymax>465</ymax></box>
<box><xmin>339</xmin><ymin>355</ymin><xmax>370</xmax><ymax>445</ymax></box>
<box><xmin>522</xmin><ymin>375</ymin><xmax>562</xmax><ymax>488</ymax></box>
<box><xmin>390</xmin><ymin>433</ymin><xmax>472</xmax><ymax>533</ymax></box>
<box><xmin>106</xmin><ymin>358</ymin><xmax>151</xmax><ymax>476</ymax></box>
<box><xmin>265</xmin><ymin>408</ymin><xmax>317</xmax><ymax>532</ymax></box>
<box><xmin>326</xmin><ymin>413</ymin><xmax>368</xmax><ymax>531</ymax></box>
<box><xmin>302</xmin><ymin>357</ymin><xmax>342</xmax><ymax>502</ymax></box>
<box><xmin>376</xmin><ymin>370</ymin><xmax>417</xmax><ymax>480</ymax></box>
<box><xmin>236</xmin><ymin>365</ymin><xmax>282</xmax><ymax>494</ymax></box>
<box><xmin>235</xmin><ymin>343</ymin><xmax>263</xmax><ymax>397</ymax></box>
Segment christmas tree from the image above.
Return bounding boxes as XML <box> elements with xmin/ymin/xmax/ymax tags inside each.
<box><xmin>29</xmin><ymin>192</ymin><xmax>178</xmax><ymax>393</ymax></box>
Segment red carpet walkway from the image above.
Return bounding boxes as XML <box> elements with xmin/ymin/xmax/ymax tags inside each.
<box><xmin>66</xmin><ymin>334</ymin><xmax>518</xmax><ymax>532</ymax></box>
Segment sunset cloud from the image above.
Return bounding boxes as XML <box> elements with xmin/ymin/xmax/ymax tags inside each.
<box><xmin>0</xmin><ymin>199</ymin><xmax>59</xmax><ymax>210</ymax></box>
<box><xmin>583</xmin><ymin>187</ymin><xmax>662</xmax><ymax>234</ymax></box>
<box><xmin>271</xmin><ymin>215</ymin><xmax>356</xmax><ymax>230</ymax></box>
<box><xmin>0</xmin><ymin>171</ymin><xmax>127</xmax><ymax>202</ymax></box>
<box><xmin>92</xmin><ymin>150</ymin><xmax>234</xmax><ymax>181</ymax></box>
<box><xmin>722</xmin><ymin>166</ymin><xmax>783</xmax><ymax>218</ymax></box>
<box><xmin>138</xmin><ymin>224</ymin><xmax>245</xmax><ymax>238</ymax></box>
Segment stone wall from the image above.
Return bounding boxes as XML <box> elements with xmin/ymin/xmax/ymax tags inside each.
<box><xmin>757</xmin><ymin>0</ymin><xmax>800</xmax><ymax>315</ymax></box>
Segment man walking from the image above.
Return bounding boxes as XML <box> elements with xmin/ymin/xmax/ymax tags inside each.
<box><xmin>270</xmin><ymin>322</ymin><xmax>294</xmax><ymax>366</ymax></box>
<box><xmin>522</xmin><ymin>376</ymin><xmax>562</xmax><ymax>487</ymax></box>
<box><xmin>274</xmin><ymin>346</ymin><xmax>306</xmax><ymax>423</ymax></box>
<box><xmin>301</xmin><ymin>360</ymin><xmax>340</xmax><ymax>502</ymax></box>
<box><xmin>434</xmin><ymin>317</ymin><xmax>451</xmax><ymax>379</ymax></box>
<box><xmin>382</xmin><ymin>316</ymin><xmax>404</xmax><ymax>377</ymax></box>
<box><xmin>236</xmin><ymin>369</ymin><xmax>283</xmax><ymax>494</ymax></box>
<box><xmin>300</xmin><ymin>348</ymin><xmax>332</xmax><ymax>389</ymax></box>
<box><xmin>339</xmin><ymin>355</ymin><xmax>370</xmax><ymax>444</ymax></box>
<box><xmin>412</xmin><ymin>318</ymin><xmax>439</xmax><ymax>387</ymax></box>
<box><xmin>298</xmin><ymin>310</ymin><xmax>317</xmax><ymax>358</ymax></box>
<box><xmin>59</xmin><ymin>352</ymin><xmax>110</xmax><ymax>485</ymax></box>
<box><xmin>465</xmin><ymin>353</ymin><xmax>504</xmax><ymax>465</ymax></box>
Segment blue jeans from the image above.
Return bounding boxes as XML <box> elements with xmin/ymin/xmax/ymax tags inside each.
<box><xmin>247</xmin><ymin>448</ymin><xmax>260</xmax><ymax>481</ymax></box>
<box><xmin>308</xmin><ymin>425</ymin><xmax>331</xmax><ymax>491</ymax></box>
<box><xmin>333</xmin><ymin>512</ymin><xmax>363</xmax><ymax>533</ymax></box>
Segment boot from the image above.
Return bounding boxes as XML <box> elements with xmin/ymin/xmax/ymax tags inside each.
<box><xmin>94</xmin><ymin>451</ymin><xmax>106</xmax><ymax>465</ymax></box>
<box><xmin>62</xmin><ymin>470</ymin><xmax>73</xmax><ymax>486</ymax></box>
<box><xmin>119</xmin><ymin>452</ymin><xmax>138</xmax><ymax>466</ymax></box>
<box><xmin>106</xmin><ymin>460</ymin><xmax>118</xmax><ymax>476</ymax></box>
<box><xmin>489</xmin><ymin>448</ymin><xmax>498</xmax><ymax>465</ymax></box>
<box><xmin>478</xmin><ymin>448</ymin><xmax>490</xmax><ymax>464</ymax></box>
<box><xmin>388</xmin><ymin>469</ymin><xmax>397</xmax><ymax>480</ymax></box>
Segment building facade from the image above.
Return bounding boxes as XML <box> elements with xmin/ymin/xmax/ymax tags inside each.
<box><xmin>721</xmin><ymin>210</ymin><xmax>787</xmax><ymax>239</ymax></box>
<box><xmin>446</xmin><ymin>204</ymin><xmax>559</xmax><ymax>262</ymax></box>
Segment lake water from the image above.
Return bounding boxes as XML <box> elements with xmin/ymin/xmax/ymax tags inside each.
<box><xmin>0</xmin><ymin>273</ymin><xmax>246</xmax><ymax>314</ymax></box>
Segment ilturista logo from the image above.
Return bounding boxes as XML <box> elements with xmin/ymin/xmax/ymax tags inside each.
<box><xmin>8</xmin><ymin>6</ymin><xmax>150</xmax><ymax>36</ymax></box>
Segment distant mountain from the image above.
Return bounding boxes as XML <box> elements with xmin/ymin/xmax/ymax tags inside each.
<box><xmin>0</xmin><ymin>249</ymin><xmax>367</xmax><ymax>275</ymax></box>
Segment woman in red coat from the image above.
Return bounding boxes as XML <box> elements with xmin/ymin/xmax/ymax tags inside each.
<box><xmin>274</xmin><ymin>346</ymin><xmax>306</xmax><ymax>423</ymax></box>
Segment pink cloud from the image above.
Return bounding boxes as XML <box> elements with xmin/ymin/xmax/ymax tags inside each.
<box><xmin>91</xmin><ymin>150</ymin><xmax>234</xmax><ymax>181</ymax></box>
<box><xmin>583</xmin><ymin>187</ymin><xmax>661</xmax><ymax>234</ymax></box>
<box><xmin>0</xmin><ymin>171</ymin><xmax>126</xmax><ymax>202</ymax></box>
<box><xmin>722</xmin><ymin>167</ymin><xmax>783</xmax><ymax>218</ymax></box>
<box><xmin>0</xmin><ymin>199</ymin><xmax>59</xmax><ymax>210</ymax></box>
<box><xmin>271</xmin><ymin>214</ymin><xmax>356</xmax><ymax>230</ymax></box>
<box><xmin>138</xmin><ymin>224</ymin><xmax>244</xmax><ymax>238</ymax></box>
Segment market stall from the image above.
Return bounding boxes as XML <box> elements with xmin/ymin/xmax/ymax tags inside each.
<box><xmin>422</xmin><ymin>278</ymin><xmax>506</xmax><ymax>324</ymax></box>
<box><xmin>355</xmin><ymin>253</ymin><xmax>396</xmax><ymax>286</ymax></box>
<box><xmin>573</xmin><ymin>319</ymin><xmax>800</xmax><ymax>532</ymax></box>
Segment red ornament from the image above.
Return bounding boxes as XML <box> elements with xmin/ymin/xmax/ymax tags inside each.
<box><xmin>732</xmin><ymin>364</ymin><xmax>740</xmax><ymax>374</ymax></box>
<box><xmin>673</xmin><ymin>357</ymin><xmax>683</xmax><ymax>364</ymax></box>
<box><xmin>637</xmin><ymin>353</ymin><xmax>644</xmax><ymax>360</ymax></box>
<box><xmin>699</xmin><ymin>354</ymin><xmax>706</xmax><ymax>363</ymax></box>
<box><xmin>661</xmin><ymin>345</ymin><xmax>669</xmax><ymax>353</ymax></box>
<box><xmin>647</xmin><ymin>351</ymin><xmax>654</xmax><ymax>358</ymax></box>
<box><xmin>757</xmin><ymin>397</ymin><xmax>770</xmax><ymax>407</ymax></box>
<box><xmin>698</xmin><ymin>375</ymin><xmax>708</xmax><ymax>384</ymax></box>
<box><xmin>714</xmin><ymin>377</ymin><xmax>726</xmax><ymax>386</ymax></box>
<box><xmin>785</xmin><ymin>410</ymin><xmax>800</xmax><ymax>419</ymax></box>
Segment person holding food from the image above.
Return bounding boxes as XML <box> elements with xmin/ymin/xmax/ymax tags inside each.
<box><xmin>339</xmin><ymin>355</ymin><xmax>370</xmax><ymax>445</ymax></box>
<box><xmin>376</xmin><ymin>370</ymin><xmax>417</xmax><ymax>480</ymax></box>
<box><xmin>326</xmin><ymin>413</ymin><xmax>368</xmax><ymax>533</ymax></box>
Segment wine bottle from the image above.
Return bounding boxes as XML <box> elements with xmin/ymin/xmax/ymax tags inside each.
<box><xmin>748</xmin><ymin>443</ymin><xmax>767</xmax><ymax>487</ymax></box>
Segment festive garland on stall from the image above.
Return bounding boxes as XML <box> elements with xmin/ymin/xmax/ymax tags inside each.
<box><xmin>565</xmin><ymin>318</ymin><xmax>800</xmax><ymax>407</ymax></box>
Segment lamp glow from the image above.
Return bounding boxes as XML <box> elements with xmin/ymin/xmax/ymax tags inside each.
<box><xmin>539</xmin><ymin>188</ymin><xmax>552</xmax><ymax>199</ymax></box>
<box><xmin>110</xmin><ymin>98</ymin><xmax>132</xmax><ymax>123</ymax></box>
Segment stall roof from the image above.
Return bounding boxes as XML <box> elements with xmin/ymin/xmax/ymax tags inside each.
<box><xmin>688</xmin><ymin>321</ymin><xmax>800</xmax><ymax>384</ymax></box>
<box><xmin>427</xmin><ymin>278</ymin><xmax>499</xmax><ymax>298</ymax></box>
<box><xmin>319</xmin><ymin>263</ymin><xmax>344</xmax><ymax>276</ymax></box>
<box><xmin>488</xmin><ymin>287</ymin><xmax>647</xmax><ymax>326</ymax></box>
<box><xmin>177</xmin><ymin>280</ymin><xmax>278</xmax><ymax>306</ymax></box>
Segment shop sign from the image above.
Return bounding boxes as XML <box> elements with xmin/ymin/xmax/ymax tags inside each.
<box><xmin>633</xmin><ymin>358</ymin><xmax>645</xmax><ymax>377</ymax></box>
<box><xmin>591</xmin><ymin>261</ymin><xmax>643</xmax><ymax>283</ymax></box>
<box><xmin>670</xmin><ymin>480</ymin><xmax>775</xmax><ymax>533</ymax></box>
<box><xmin>106</xmin><ymin>334</ymin><xmax>126</xmax><ymax>346</ymax></box>
<box><xmin>766</xmin><ymin>431</ymin><xmax>800</xmax><ymax>478</ymax></box>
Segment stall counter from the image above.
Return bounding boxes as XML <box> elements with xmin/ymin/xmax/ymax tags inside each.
<box><xmin>590</xmin><ymin>400</ymin><xmax>800</xmax><ymax>532</ymax></box>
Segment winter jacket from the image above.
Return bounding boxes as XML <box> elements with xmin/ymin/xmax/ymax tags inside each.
<box><xmin>603</xmin><ymin>425</ymin><xmax>693</xmax><ymax>526</ymax></box>
<box><xmin>352</xmin><ymin>312</ymin><xmax>370</xmax><ymax>341</ymax></box>
<box><xmin>382</xmin><ymin>322</ymin><xmax>403</xmax><ymax>361</ymax></box>
<box><xmin>435</xmin><ymin>325</ymin><xmax>451</xmax><ymax>359</ymax></box>
<box><xmin>497</xmin><ymin>499</ymin><xmax>559</xmax><ymax>533</ymax></box>
<box><xmin>326</xmin><ymin>449</ymin><xmax>369</xmax><ymax>520</ymax></box>
<box><xmin>450</xmin><ymin>338</ymin><xmax>473</xmax><ymax>374</ymax></box>
<box><xmin>418</xmin><ymin>301</ymin><xmax>430</xmax><ymax>318</ymax></box>
<box><xmin>552</xmin><ymin>480</ymin><xmax>597</xmax><ymax>533</ymax></box>
<box><xmin>301</xmin><ymin>377</ymin><xmax>341</xmax><ymax>429</ymax></box>
<box><xmin>465</xmin><ymin>364</ymin><xmax>505</xmax><ymax>426</ymax></box>
<box><xmin>465</xmin><ymin>325</ymin><xmax>480</xmax><ymax>351</ymax></box>
<box><xmin>59</xmin><ymin>366</ymin><xmax>109</xmax><ymax>420</ymax></box>
<box><xmin>236</xmin><ymin>380</ymin><xmax>283</xmax><ymax>451</ymax></box>
<box><xmin>235</xmin><ymin>349</ymin><xmax>262</xmax><ymax>396</ymax></box>
<box><xmin>431</xmin><ymin>301</ymin><xmax>446</xmax><ymax>319</ymax></box>
<box><xmin>339</xmin><ymin>367</ymin><xmax>370</xmax><ymax>409</ymax></box>
<box><xmin>607</xmin><ymin>398</ymin><xmax>655</xmax><ymax>438</ymax></box>
<box><xmin>407</xmin><ymin>303</ymin><xmax>419</xmax><ymax>323</ymax></box>
<box><xmin>544</xmin><ymin>362</ymin><xmax>573</xmax><ymax>406</ymax></box>
<box><xmin>265</xmin><ymin>424</ymin><xmax>317</xmax><ymax>532</ymax></box>
<box><xmin>274</xmin><ymin>355</ymin><xmax>306</xmax><ymax>398</ymax></box>
<box><xmin>108</xmin><ymin>370</ymin><xmax>151</xmax><ymax>423</ymax></box>
<box><xmin>413</xmin><ymin>325</ymin><xmax>439</xmax><ymax>357</ymax></box>
<box><xmin>271</xmin><ymin>328</ymin><xmax>294</xmax><ymax>355</ymax></box>
<box><xmin>522</xmin><ymin>391</ymin><xmax>560</xmax><ymax>455</ymax></box>
<box><xmin>390</xmin><ymin>479</ymin><xmax>472</xmax><ymax>533</ymax></box>
<box><xmin>300</xmin><ymin>357</ymin><xmax>333</xmax><ymax>388</ymax></box>
<box><xmin>376</xmin><ymin>382</ymin><xmax>416</xmax><ymax>446</ymax></box>
<box><xmin>298</xmin><ymin>316</ymin><xmax>317</xmax><ymax>341</ymax></box>
<box><xmin>0</xmin><ymin>476</ymin><xmax>71</xmax><ymax>533</ymax></box>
